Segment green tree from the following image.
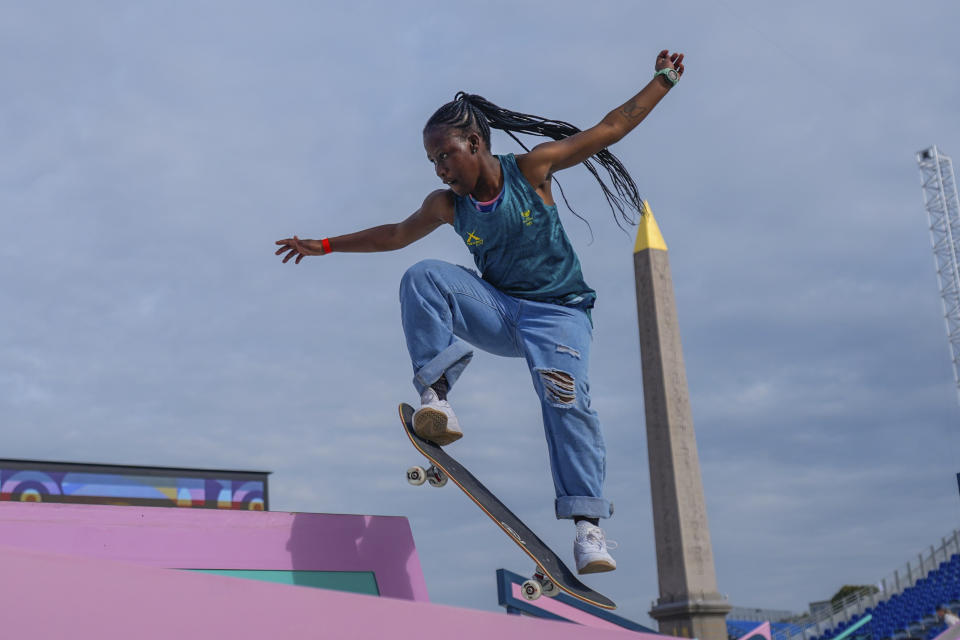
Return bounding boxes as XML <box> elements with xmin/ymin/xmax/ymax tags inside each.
<box><xmin>831</xmin><ymin>585</ymin><xmax>879</xmax><ymax>605</ymax></box>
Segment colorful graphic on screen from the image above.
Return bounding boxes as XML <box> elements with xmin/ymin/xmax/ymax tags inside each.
<box><xmin>0</xmin><ymin>460</ymin><xmax>269</xmax><ymax>510</ymax></box>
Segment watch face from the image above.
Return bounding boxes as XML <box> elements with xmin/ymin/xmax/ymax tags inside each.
<box><xmin>666</xmin><ymin>69</ymin><xmax>679</xmax><ymax>83</ymax></box>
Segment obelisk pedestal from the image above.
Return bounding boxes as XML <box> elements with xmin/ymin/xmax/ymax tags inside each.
<box><xmin>633</xmin><ymin>202</ymin><xmax>730</xmax><ymax>640</ymax></box>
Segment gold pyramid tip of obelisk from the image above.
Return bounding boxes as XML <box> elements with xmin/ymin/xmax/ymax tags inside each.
<box><xmin>633</xmin><ymin>200</ymin><xmax>668</xmax><ymax>253</ymax></box>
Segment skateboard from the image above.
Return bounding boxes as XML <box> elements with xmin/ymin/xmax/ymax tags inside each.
<box><xmin>398</xmin><ymin>402</ymin><xmax>616</xmax><ymax>610</ymax></box>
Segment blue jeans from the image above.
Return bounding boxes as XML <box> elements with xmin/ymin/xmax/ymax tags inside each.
<box><xmin>399</xmin><ymin>259</ymin><xmax>612</xmax><ymax>520</ymax></box>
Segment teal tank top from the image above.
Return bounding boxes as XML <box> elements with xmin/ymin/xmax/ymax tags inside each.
<box><xmin>453</xmin><ymin>154</ymin><xmax>596</xmax><ymax>309</ymax></box>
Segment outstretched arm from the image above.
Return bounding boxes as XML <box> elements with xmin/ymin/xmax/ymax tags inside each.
<box><xmin>275</xmin><ymin>189</ymin><xmax>454</xmax><ymax>264</ymax></box>
<box><xmin>517</xmin><ymin>50</ymin><xmax>684</xmax><ymax>185</ymax></box>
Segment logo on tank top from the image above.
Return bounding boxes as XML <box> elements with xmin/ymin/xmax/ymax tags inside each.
<box><xmin>465</xmin><ymin>231</ymin><xmax>484</xmax><ymax>246</ymax></box>
<box><xmin>520</xmin><ymin>210</ymin><xmax>534</xmax><ymax>226</ymax></box>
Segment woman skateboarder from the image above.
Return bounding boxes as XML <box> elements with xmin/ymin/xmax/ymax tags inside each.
<box><xmin>276</xmin><ymin>49</ymin><xmax>685</xmax><ymax>575</ymax></box>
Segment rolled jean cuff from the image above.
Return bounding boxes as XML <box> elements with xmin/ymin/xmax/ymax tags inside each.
<box><xmin>413</xmin><ymin>341</ymin><xmax>474</xmax><ymax>394</ymax></box>
<box><xmin>555</xmin><ymin>496</ymin><xmax>613</xmax><ymax>520</ymax></box>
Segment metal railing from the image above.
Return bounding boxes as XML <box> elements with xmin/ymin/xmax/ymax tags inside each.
<box><xmin>729</xmin><ymin>607</ymin><xmax>802</xmax><ymax>623</ymax></box>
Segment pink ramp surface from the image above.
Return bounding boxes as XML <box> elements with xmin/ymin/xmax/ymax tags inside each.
<box><xmin>737</xmin><ymin>622</ymin><xmax>773</xmax><ymax>640</ymax></box>
<box><xmin>0</xmin><ymin>544</ymin><xmax>661</xmax><ymax>640</ymax></box>
<box><xmin>0</xmin><ymin>501</ymin><xmax>427</xmax><ymax>601</ymax></box>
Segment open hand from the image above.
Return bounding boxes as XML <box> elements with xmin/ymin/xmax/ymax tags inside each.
<box><xmin>275</xmin><ymin>236</ymin><xmax>323</xmax><ymax>264</ymax></box>
<box><xmin>656</xmin><ymin>50</ymin><xmax>685</xmax><ymax>77</ymax></box>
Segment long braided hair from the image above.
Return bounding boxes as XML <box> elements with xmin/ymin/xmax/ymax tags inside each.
<box><xmin>424</xmin><ymin>91</ymin><xmax>644</xmax><ymax>232</ymax></box>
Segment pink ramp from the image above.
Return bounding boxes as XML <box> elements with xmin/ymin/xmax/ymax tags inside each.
<box><xmin>737</xmin><ymin>622</ymin><xmax>773</xmax><ymax>640</ymax></box>
<box><xmin>0</xmin><ymin>501</ymin><xmax>427</xmax><ymax>601</ymax></box>
<box><xmin>0</xmin><ymin>544</ymin><xmax>661</xmax><ymax>640</ymax></box>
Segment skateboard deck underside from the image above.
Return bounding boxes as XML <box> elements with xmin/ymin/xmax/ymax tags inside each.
<box><xmin>399</xmin><ymin>402</ymin><xmax>615</xmax><ymax>610</ymax></box>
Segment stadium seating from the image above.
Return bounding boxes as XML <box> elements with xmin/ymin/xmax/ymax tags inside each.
<box><xmin>727</xmin><ymin>554</ymin><xmax>960</xmax><ymax>640</ymax></box>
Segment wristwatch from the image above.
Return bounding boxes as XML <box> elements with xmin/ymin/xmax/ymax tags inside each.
<box><xmin>654</xmin><ymin>67</ymin><xmax>680</xmax><ymax>87</ymax></box>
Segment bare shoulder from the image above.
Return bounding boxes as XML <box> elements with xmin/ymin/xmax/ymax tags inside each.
<box><xmin>515</xmin><ymin>144</ymin><xmax>556</xmax><ymax>189</ymax></box>
<box><xmin>420</xmin><ymin>188</ymin><xmax>456</xmax><ymax>225</ymax></box>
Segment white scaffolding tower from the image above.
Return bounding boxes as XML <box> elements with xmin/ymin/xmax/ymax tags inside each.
<box><xmin>917</xmin><ymin>146</ymin><xmax>960</xmax><ymax>404</ymax></box>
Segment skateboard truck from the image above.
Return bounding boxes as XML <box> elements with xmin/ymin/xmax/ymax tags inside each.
<box><xmin>522</xmin><ymin>570</ymin><xmax>559</xmax><ymax>601</ymax></box>
<box><xmin>406</xmin><ymin>464</ymin><xmax>448</xmax><ymax>488</ymax></box>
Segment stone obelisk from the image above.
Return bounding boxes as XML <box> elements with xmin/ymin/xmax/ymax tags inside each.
<box><xmin>633</xmin><ymin>201</ymin><xmax>730</xmax><ymax>640</ymax></box>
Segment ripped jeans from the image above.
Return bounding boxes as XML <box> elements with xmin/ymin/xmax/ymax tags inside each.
<box><xmin>399</xmin><ymin>259</ymin><xmax>612</xmax><ymax>520</ymax></box>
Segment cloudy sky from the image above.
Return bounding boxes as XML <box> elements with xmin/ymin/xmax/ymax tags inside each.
<box><xmin>3</xmin><ymin>0</ymin><xmax>960</xmax><ymax>627</ymax></box>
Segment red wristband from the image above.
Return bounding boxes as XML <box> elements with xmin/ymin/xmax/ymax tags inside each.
<box><xmin>321</xmin><ymin>238</ymin><xmax>332</xmax><ymax>255</ymax></box>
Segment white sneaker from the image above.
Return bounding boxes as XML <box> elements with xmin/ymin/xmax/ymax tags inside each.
<box><xmin>413</xmin><ymin>387</ymin><xmax>463</xmax><ymax>445</ymax></box>
<box><xmin>573</xmin><ymin>521</ymin><xmax>617</xmax><ymax>574</ymax></box>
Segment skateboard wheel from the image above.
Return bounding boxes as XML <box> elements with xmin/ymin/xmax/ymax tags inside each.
<box><xmin>521</xmin><ymin>579</ymin><xmax>542</xmax><ymax>601</ymax></box>
<box><xmin>532</xmin><ymin>571</ymin><xmax>558</xmax><ymax>598</ymax></box>
<box><xmin>426</xmin><ymin>465</ymin><xmax>448</xmax><ymax>488</ymax></box>
<box><xmin>406</xmin><ymin>466</ymin><xmax>427</xmax><ymax>486</ymax></box>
